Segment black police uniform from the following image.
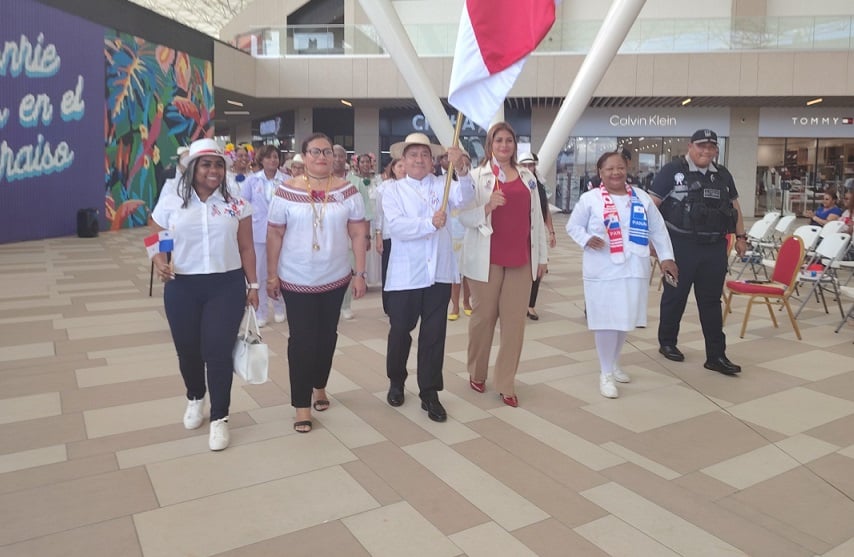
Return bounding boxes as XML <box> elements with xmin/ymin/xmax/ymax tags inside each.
<box><xmin>651</xmin><ymin>155</ymin><xmax>739</xmax><ymax>360</ymax></box>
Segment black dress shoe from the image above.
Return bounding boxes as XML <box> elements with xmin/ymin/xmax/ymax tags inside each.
<box><xmin>704</xmin><ymin>356</ymin><xmax>741</xmax><ymax>375</ymax></box>
<box><xmin>387</xmin><ymin>386</ymin><xmax>404</xmax><ymax>407</ymax></box>
<box><xmin>420</xmin><ymin>398</ymin><xmax>447</xmax><ymax>422</ymax></box>
<box><xmin>659</xmin><ymin>345</ymin><xmax>685</xmax><ymax>362</ymax></box>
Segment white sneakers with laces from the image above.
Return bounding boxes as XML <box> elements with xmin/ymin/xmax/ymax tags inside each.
<box><xmin>612</xmin><ymin>368</ymin><xmax>631</xmax><ymax>383</ymax></box>
<box><xmin>274</xmin><ymin>311</ymin><xmax>286</xmax><ymax>323</ymax></box>
<box><xmin>183</xmin><ymin>398</ymin><xmax>204</xmax><ymax>429</ymax></box>
<box><xmin>209</xmin><ymin>417</ymin><xmax>230</xmax><ymax>451</ymax></box>
<box><xmin>599</xmin><ymin>374</ymin><xmax>619</xmax><ymax>398</ymax></box>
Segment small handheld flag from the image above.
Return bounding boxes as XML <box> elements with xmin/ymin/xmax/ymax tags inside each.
<box><xmin>491</xmin><ymin>155</ymin><xmax>506</xmax><ymax>191</ymax></box>
<box><xmin>143</xmin><ymin>231</ymin><xmax>174</xmax><ymax>260</ymax></box>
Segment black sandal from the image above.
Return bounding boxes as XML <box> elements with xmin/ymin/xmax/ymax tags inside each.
<box><xmin>293</xmin><ymin>420</ymin><xmax>312</xmax><ymax>433</ymax></box>
<box><xmin>312</xmin><ymin>399</ymin><xmax>330</xmax><ymax>412</ymax></box>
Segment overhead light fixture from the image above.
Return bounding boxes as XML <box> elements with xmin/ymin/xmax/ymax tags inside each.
<box><xmin>340</xmin><ymin>99</ymin><xmax>352</xmax><ymax>107</ymax></box>
<box><xmin>806</xmin><ymin>97</ymin><xmax>823</xmax><ymax>106</ymax></box>
<box><xmin>223</xmin><ymin>110</ymin><xmax>250</xmax><ymax>115</ymax></box>
<box><xmin>681</xmin><ymin>98</ymin><xmax>692</xmax><ymax>106</ymax></box>
<box><xmin>226</xmin><ymin>99</ymin><xmax>244</xmax><ymax>107</ymax></box>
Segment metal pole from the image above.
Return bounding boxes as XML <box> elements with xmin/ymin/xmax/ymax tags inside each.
<box><xmin>357</xmin><ymin>0</ymin><xmax>455</xmax><ymax>146</ymax></box>
<box><xmin>537</xmin><ymin>0</ymin><xmax>647</xmax><ymax>175</ymax></box>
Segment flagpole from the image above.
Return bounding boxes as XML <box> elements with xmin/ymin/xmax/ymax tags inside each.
<box><xmin>441</xmin><ymin>111</ymin><xmax>465</xmax><ymax>212</ymax></box>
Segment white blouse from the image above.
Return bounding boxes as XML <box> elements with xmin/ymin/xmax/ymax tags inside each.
<box><xmin>151</xmin><ymin>188</ymin><xmax>252</xmax><ymax>275</ymax></box>
<box><xmin>267</xmin><ymin>181</ymin><xmax>365</xmax><ymax>291</ymax></box>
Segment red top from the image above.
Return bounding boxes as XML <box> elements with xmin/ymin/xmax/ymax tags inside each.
<box><xmin>490</xmin><ymin>176</ymin><xmax>531</xmax><ymax>268</ymax></box>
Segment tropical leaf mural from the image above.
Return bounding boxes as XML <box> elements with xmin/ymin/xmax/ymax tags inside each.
<box><xmin>104</xmin><ymin>30</ymin><xmax>214</xmax><ymax>228</ymax></box>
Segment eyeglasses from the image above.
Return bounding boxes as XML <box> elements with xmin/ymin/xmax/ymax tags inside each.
<box><xmin>307</xmin><ymin>148</ymin><xmax>334</xmax><ymax>158</ymax></box>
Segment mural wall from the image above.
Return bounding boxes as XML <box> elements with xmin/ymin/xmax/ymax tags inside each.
<box><xmin>0</xmin><ymin>0</ymin><xmax>215</xmax><ymax>243</ymax></box>
<box><xmin>0</xmin><ymin>0</ymin><xmax>104</xmax><ymax>243</ymax></box>
<box><xmin>104</xmin><ymin>31</ymin><xmax>215</xmax><ymax>230</ymax></box>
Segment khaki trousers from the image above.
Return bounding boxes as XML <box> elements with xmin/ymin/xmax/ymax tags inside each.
<box><xmin>467</xmin><ymin>264</ymin><xmax>532</xmax><ymax>396</ymax></box>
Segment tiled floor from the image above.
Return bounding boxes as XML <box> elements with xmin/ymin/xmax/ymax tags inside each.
<box><xmin>2</xmin><ymin>215</ymin><xmax>854</xmax><ymax>556</ymax></box>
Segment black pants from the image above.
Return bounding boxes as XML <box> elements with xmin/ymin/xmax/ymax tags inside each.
<box><xmin>282</xmin><ymin>284</ymin><xmax>348</xmax><ymax>408</ymax></box>
<box><xmin>529</xmin><ymin>276</ymin><xmax>541</xmax><ymax>308</ymax></box>
<box><xmin>386</xmin><ymin>282</ymin><xmax>450</xmax><ymax>400</ymax></box>
<box><xmin>658</xmin><ymin>234</ymin><xmax>728</xmax><ymax>358</ymax></box>
<box><xmin>163</xmin><ymin>269</ymin><xmax>246</xmax><ymax>421</ymax></box>
<box><xmin>381</xmin><ymin>238</ymin><xmax>392</xmax><ymax>314</ymax></box>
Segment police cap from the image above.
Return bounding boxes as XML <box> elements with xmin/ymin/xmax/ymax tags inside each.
<box><xmin>691</xmin><ymin>129</ymin><xmax>718</xmax><ymax>145</ymax></box>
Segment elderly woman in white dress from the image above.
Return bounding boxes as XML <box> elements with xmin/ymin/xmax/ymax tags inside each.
<box><xmin>567</xmin><ymin>151</ymin><xmax>677</xmax><ymax>399</ymax></box>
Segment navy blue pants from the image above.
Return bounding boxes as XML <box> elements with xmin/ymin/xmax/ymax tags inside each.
<box><xmin>282</xmin><ymin>284</ymin><xmax>348</xmax><ymax>408</ymax></box>
<box><xmin>164</xmin><ymin>269</ymin><xmax>246</xmax><ymax>421</ymax></box>
<box><xmin>386</xmin><ymin>282</ymin><xmax>450</xmax><ymax>400</ymax></box>
<box><xmin>658</xmin><ymin>234</ymin><xmax>728</xmax><ymax>358</ymax></box>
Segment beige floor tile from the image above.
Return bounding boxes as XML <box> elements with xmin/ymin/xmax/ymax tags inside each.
<box><xmin>52</xmin><ymin>280</ymin><xmax>136</xmax><ymax>293</ymax></box>
<box><xmin>0</xmin><ymin>296</ymin><xmax>71</xmax><ymax>312</ymax></box>
<box><xmin>87</xmin><ymin>342</ymin><xmax>175</xmax><ymax>363</ymax></box>
<box><xmin>599</xmin><ymin>442</ymin><xmax>681</xmax><ymax>480</ymax></box>
<box><xmin>490</xmin><ymin>406</ymin><xmax>624</xmax><ymax>471</ymax></box>
<box><xmin>83</xmin><ymin>388</ymin><xmax>259</xmax><ymax>438</ymax></box>
<box><xmin>343</xmin><ymin>501</ymin><xmax>462</xmax><ymax>557</ymax></box>
<box><xmin>75</xmin><ymin>355</ymin><xmax>180</xmax><ymax>387</ymax></box>
<box><xmin>583</xmin><ymin>384</ymin><xmax>720</xmax><ymax>433</ymax></box>
<box><xmin>133</xmin><ymin>466</ymin><xmax>378</xmax><ymax>557</ymax></box>
<box><xmin>701</xmin><ymin>444</ymin><xmax>801</xmax><ymax>489</ymax></box>
<box><xmin>372</xmin><ymin>390</ymin><xmax>480</xmax><ymax>445</ymax></box>
<box><xmin>580</xmin><ymin>482</ymin><xmax>748</xmax><ymax>557</ymax></box>
<box><xmin>430</xmin><ymin>388</ymin><xmax>493</xmax><ymax>423</ymax></box>
<box><xmin>0</xmin><ymin>342</ymin><xmax>55</xmax><ymax>363</ymax></box>
<box><xmin>0</xmin><ymin>444</ymin><xmax>67</xmax><ymax>475</ymax></box>
<box><xmin>513</xmin><ymin>519</ymin><xmax>611</xmax><ymax>557</ymax></box>
<box><xmin>117</xmin><ymin>421</ymin><xmax>291</xmax><ymax>469</ymax></box>
<box><xmin>449</xmin><ymin>521</ymin><xmax>538</xmax><ymax>557</ymax></box>
<box><xmin>147</xmin><ymin>429</ymin><xmax>356</xmax><ymax>505</ymax></box>
<box><xmin>84</xmin><ymin>298</ymin><xmax>163</xmax><ymax>311</ymax></box>
<box><xmin>314</xmin><ymin>395</ymin><xmax>386</xmax><ymax>448</ymax></box>
<box><xmin>0</xmin><ymin>468</ymin><xmax>157</xmax><ymax>546</ymax></box>
<box><xmin>759</xmin><ymin>350</ymin><xmax>854</xmax><ymax>381</ymax></box>
<box><xmin>0</xmin><ymin>392</ymin><xmax>62</xmax><ymax>425</ymax></box>
<box><xmin>548</xmin><ymin>365</ymin><xmax>681</xmax><ymax>404</ymax></box>
<box><xmin>0</xmin><ymin>313</ymin><xmax>63</xmax><ymax>325</ymax></box>
<box><xmin>774</xmin><ymin>434</ymin><xmax>839</xmax><ymax>464</ymax></box>
<box><xmin>447</xmin><ymin>340</ymin><xmax>565</xmax><ymax>365</ymax></box>
<box><xmin>211</xmin><ymin>521</ymin><xmax>371</xmax><ymax>557</ymax></box>
<box><xmin>574</xmin><ymin>515</ymin><xmax>682</xmax><ymax>557</ymax></box>
<box><xmin>0</xmin><ymin>516</ymin><xmax>142</xmax><ymax>557</ymax></box>
<box><xmin>516</xmin><ymin>361</ymin><xmax>604</xmax><ymax>385</ymax></box>
<box><xmin>728</xmin><ymin>387</ymin><xmax>854</xmax><ymax>436</ymax></box>
<box><xmin>825</xmin><ymin>537</ymin><xmax>854</xmax><ymax>557</ymax></box>
<box><xmin>404</xmin><ymin>439</ymin><xmax>549</xmax><ymax>531</ymax></box>
<box><xmin>62</xmin><ymin>316</ymin><xmax>170</xmax><ymax>340</ymax></box>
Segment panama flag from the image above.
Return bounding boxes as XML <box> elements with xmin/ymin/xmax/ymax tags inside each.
<box><xmin>449</xmin><ymin>0</ymin><xmax>557</xmax><ymax>131</ymax></box>
<box><xmin>143</xmin><ymin>230</ymin><xmax>174</xmax><ymax>259</ymax></box>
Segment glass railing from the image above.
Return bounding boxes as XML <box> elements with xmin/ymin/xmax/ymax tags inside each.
<box><xmin>231</xmin><ymin>16</ymin><xmax>854</xmax><ymax>58</ymax></box>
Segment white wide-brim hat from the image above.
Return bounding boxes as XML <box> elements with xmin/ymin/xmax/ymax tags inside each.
<box><xmin>184</xmin><ymin>138</ymin><xmax>231</xmax><ymax>168</ymax></box>
<box><xmin>390</xmin><ymin>132</ymin><xmax>445</xmax><ymax>159</ymax></box>
<box><xmin>284</xmin><ymin>153</ymin><xmax>304</xmax><ymax>170</ymax></box>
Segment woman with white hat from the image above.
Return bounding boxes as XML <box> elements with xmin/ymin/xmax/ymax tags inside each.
<box><xmin>149</xmin><ymin>138</ymin><xmax>259</xmax><ymax>451</ymax></box>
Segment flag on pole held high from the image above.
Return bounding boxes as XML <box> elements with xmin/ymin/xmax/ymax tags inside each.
<box><xmin>143</xmin><ymin>230</ymin><xmax>174</xmax><ymax>259</ymax></box>
<box><xmin>448</xmin><ymin>0</ymin><xmax>558</xmax><ymax>131</ymax></box>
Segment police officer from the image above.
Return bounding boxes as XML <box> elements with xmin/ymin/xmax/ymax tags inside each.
<box><xmin>651</xmin><ymin>129</ymin><xmax>748</xmax><ymax>375</ymax></box>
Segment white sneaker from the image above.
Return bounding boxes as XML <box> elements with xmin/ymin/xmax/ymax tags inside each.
<box><xmin>209</xmin><ymin>417</ymin><xmax>230</xmax><ymax>451</ymax></box>
<box><xmin>599</xmin><ymin>375</ymin><xmax>619</xmax><ymax>399</ymax></box>
<box><xmin>183</xmin><ymin>398</ymin><xmax>204</xmax><ymax>430</ymax></box>
<box><xmin>341</xmin><ymin>309</ymin><xmax>354</xmax><ymax>320</ymax></box>
<box><xmin>613</xmin><ymin>368</ymin><xmax>631</xmax><ymax>383</ymax></box>
<box><xmin>274</xmin><ymin>311</ymin><xmax>286</xmax><ymax>323</ymax></box>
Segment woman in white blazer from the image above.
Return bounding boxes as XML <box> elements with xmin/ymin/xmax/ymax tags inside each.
<box><xmin>459</xmin><ymin>122</ymin><xmax>548</xmax><ymax>407</ymax></box>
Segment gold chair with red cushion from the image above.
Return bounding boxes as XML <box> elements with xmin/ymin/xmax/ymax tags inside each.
<box><xmin>723</xmin><ymin>235</ymin><xmax>805</xmax><ymax>340</ymax></box>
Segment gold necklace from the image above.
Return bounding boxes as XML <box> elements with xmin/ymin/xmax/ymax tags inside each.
<box><xmin>303</xmin><ymin>175</ymin><xmax>332</xmax><ymax>251</ymax></box>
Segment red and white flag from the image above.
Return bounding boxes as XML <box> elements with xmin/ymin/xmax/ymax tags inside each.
<box><xmin>448</xmin><ymin>0</ymin><xmax>557</xmax><ymax>131</ymax></box>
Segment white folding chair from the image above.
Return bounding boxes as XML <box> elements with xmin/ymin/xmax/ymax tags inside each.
<box><xmin>794</xmin><ymin>232</ymin><xmax>852</xmax><ymax>318</ymax></box>
<box><xmin>757</xmin><ymin>214</ymin><xmax>797</xmax><ymax>259</ymax></box>
<box><xmin>735</xmin><ymin>218</ymin><xmax>777</xmax><ymax>280</ymax></box>
<box><xmin>834</xmin><ymin>285</ymin><xmax>854</xmax><ymax>335</ymax></box>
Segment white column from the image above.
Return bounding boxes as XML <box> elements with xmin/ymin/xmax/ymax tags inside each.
<box><xmin>357</xmin><ymin>0</ymin><xmax>455</xmax><ymax>146</ymax></box>
<box><xmin>354</xmin><ymin>106</ymin><xmax>380</xmax><ymax>157</ymax></box>
<box><xmin>537</xmin><ymin>0</ymin><xmax>646</xmax><ymax>174</ymax></box>
<box><xmin>295</xmin><ymin>107</ymin><xmax>313</xmax><ymax>148</ymax></box>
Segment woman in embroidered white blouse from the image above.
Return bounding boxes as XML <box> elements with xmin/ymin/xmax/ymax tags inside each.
<box><xmin>567</xmin><ymin>151</ymin><xmax>677</xmax><ymax>399</ymax></box>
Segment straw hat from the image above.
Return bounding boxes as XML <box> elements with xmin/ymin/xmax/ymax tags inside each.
<box><xmin>184</xmin><ymin>138</ymin><xmax>231</xmax><ymax>168</ymax></box>
<box><xmin>390</xmin><ymin>132</ymin><xmax>445</xmax><ymax>159</ymax></box>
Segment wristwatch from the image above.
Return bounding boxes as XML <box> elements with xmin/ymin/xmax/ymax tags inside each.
<box><xmin>735</xmin><ymin>234</ymin><xmax>748</xmax><ymax>240</ymax></box>
<box><xmin>353</xmin><ymin>271</ymin><xmax>367</xmax><ymax>279</ymax></box>
<box><xmin>247</xmin><ymin>282</ymin><xmax>260</xmax><ymax>290</ymax></box>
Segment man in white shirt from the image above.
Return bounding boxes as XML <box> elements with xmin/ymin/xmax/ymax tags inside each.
<box><xmin>383</xmin><ymin>133</ymin><xmax>473</xmax><ymax>422</ymax></box>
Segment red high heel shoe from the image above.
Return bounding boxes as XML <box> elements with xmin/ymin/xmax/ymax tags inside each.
<box><xmin>469</xmin><ymin>378</ymin><xmax>486</xmax><ymax>393</ymax></box>
<box><xmin>500</xmin><ymin>393</ymin><xmax>518</xmax><ymax>407</ymax></box>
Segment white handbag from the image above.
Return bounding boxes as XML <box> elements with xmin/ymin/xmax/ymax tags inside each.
<box><xmin>233</xmin><ymin>306</ymin><xmax>269</xmax><ymax>384</ymax></box>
